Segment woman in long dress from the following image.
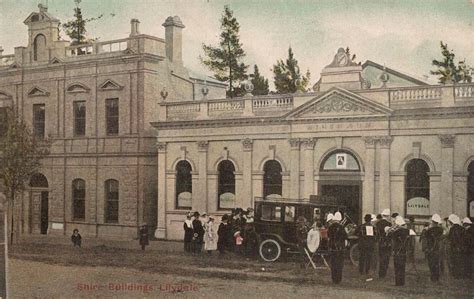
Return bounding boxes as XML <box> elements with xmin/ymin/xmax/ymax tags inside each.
<box><xmin>204</xmin><ymin>217</ymin><xmax>218</xmax><ymax>255</ymax></box>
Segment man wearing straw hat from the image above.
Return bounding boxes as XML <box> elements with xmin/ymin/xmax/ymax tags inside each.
<box><xmin>327</xmin><ymin>212</ymin><xmax>347</xmax><ymax>284</ymax></box>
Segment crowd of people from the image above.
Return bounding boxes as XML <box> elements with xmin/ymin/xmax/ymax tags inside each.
<box><xmin>323</xmin><ymin>209</ymin><xmax>474</xmax><ymax>286</ymax></box>
<box><xmin>182</xmin><ymin>208</ymin><xmax>258</xmax><ymax>257</ymax></box>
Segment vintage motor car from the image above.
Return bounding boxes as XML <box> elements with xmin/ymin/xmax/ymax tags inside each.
<box><xmin>253</xmin><ymin>196</ymin><xmax>355</xmax><ymax>262</ymax></box>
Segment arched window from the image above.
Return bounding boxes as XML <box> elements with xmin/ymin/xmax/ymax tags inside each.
<box><xmin>72</xmin><ymin>179</ymin><xmax>85</xmax><ymax>220</ymax></box>
<box><xmin>30</xmin><ymin>173</ymin><xmax>48</xmax><ymax>188</ymax></box>
<box><xmin>105</xmin><ymin>179</ymin><xmax>119</xmax><ymax>223</ymax></box>
<box><xmin>33</xmin><ymin>34</ymin><xmax>47</xmax><ymax>61</ymax></box>
<box><xmin>176</xmin><ymin>161</ymin><xmax>192</xmax><ymax>209</ymax></box>
<box><xmin>320</xmin><ymin>150</ymin><xmax>360</xmax><ymax>171</ymax></box>
<box><xmin>468</xmin><ymin>162</ymin><xmax>474</xmax><ymax>220</ymax></box>
<box><xmin>405</xmin><ymin>159</ymin><xmax>430</xmax><ymax>216</ymax></box>
<box><xmin>263</xmin><ymin>160</ymin><xmax>282</xmax><ymax>199</ymax></box>
<box><xmin>218</xmin><ymin>160</ymin><xmax>235</xmax><ymax>209</ymax></box>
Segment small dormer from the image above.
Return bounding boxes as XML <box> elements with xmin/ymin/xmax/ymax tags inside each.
<box><xmin>24</xmin><ymin>4</ymin><xmax>61</xmax><ymax>62</ymax></box>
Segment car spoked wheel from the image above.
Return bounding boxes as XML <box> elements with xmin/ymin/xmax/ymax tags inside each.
<box><xmin>259</xmin><ymin>239</ymin><xmax>281</xmax><ymax>262</ymax></box>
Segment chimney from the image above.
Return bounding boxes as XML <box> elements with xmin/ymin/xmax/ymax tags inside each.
<box><xmin>162</xmin><ymin>16</ymin><xmax>185</xmax><ymax>64</ymax></box>
<box><xmin>130</xmin><ymin>19</ymin><xmax>140</xmax><ymax>36</ymax></box>
<box><xmin>38</xmin><ymin>3</ymin><xmax>48</xmax><ymax>13</ymax></box>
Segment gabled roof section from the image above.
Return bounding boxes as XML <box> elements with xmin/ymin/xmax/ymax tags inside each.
<box><xmin>24</xmin><ymin>6</ymin><xmax>59</xmax><ymax>24</ymax></box>
<box><xmin>98</xmin><ymin>79</ymin><xmax>123</xmax><ymax>91</ymax></box>
<box><xmin>286</xmin><ymin>87</ymin><xmax>392</xmax><ymax>120</ymax></box>
<box><xmin>50</xmin><ymin>57</ymin><xmax>63</xmax><ymax>64</ymax></box>
<box><xmin>27</xmin><ymin>86</ymin><xmax>49</xmax><ymax>97</ymax></box>
<box><xmin>67</xmin><ymin>83</ymin><xmax>90</xmax><ymax>94</ymax></box>
<box><xmin>362</xmin><ymin>60</ymin><xmax>431</xmax><ymax>86</ymax></box>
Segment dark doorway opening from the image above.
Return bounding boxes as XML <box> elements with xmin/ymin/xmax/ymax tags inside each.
<box><xmin>40</xmin><ymin>191</ymin><xmax>48</xmax><ymax>234</ymax></box>
<box><xmin>320</xmin><ymin>184</ymin><xmax>361</xmax><ymax>224</ymax></box>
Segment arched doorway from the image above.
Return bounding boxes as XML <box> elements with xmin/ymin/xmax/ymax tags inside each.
<box><xmin>29</xmin><ymin>173</ymin><xmax>49</xmax><ymax>234</ymax></box>
<box><xmin>468</xmin><ymin>161</ymin><xmax>474</xmax><ymax>220</ymax></box>
<box><xmin>318</xmin><ymin>150</ymin><xmax>362</xmax><ymax>224</ymax></box>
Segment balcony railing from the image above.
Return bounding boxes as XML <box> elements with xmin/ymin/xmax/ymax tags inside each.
<box><xmin>390</xmin><ymin>86</ymin><xmax>443</xmax><ymax>101</ymax></box>
<box><xmin>162</xmin><ymin>84</ymin><xmax>474</xmax><ymax>121</ymax></box>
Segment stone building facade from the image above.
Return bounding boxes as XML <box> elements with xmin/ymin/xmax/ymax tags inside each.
<box><xmin>0</xmin><ymin>5</ymin><xmax>226</xmax><ymax>238</ymax></box>
<box><xmin>153</xmin><ymin>48</ymin><xmax>474</xmax><ymax>240</ymax></box>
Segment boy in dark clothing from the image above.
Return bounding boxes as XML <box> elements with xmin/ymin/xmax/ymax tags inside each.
<box><xmin>139</xmin><ymin>224</ymin><xmax>149</xmax><ymax>251</ymax></box>
<box><xmin>71</xmin><ymin>229</ymin><xmax>82</xmax><ymax>247</ymax></box>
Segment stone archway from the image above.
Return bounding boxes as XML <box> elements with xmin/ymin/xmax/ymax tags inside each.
<box><xmin>29</xmin><ymin>173</ymin><xmax>49</xmax><ymax>234</ymax></box>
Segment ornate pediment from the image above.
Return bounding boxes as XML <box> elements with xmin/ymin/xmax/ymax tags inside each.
<box><xmin>286</xmin><ymin>87</ymin><xmax>392</xmax><ymax>119</ymax></box>
<box><xmin>67</xmin><ymin>83</ymin><xmax>90</xmax><ymax>94</ymax></box>
<box><xmin>99</xmin><ymin>79</ymin><xmax>123</xmax><ymax>91</ymax></box>
<box><xmin>27</xmin><ymin>86</ymin><xmax>49</xmax><ymax>97</ymax></box>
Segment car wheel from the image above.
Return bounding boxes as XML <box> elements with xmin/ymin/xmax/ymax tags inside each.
<box><xmin>259</xmin><ymin>239</ymin><xmax>281</xmax><ymax>262</ymax></box>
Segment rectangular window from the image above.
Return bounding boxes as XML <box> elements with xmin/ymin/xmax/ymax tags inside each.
<box><xmin>73</xmin><ymin>101</ymin><xmax>86</xmax><ymax>136</ymax></box>
<box><xmin>33</xmin><ymin>104</ymin><xmax>45</xmax><ymax>138</ymax></box>
<box><xmin>261</xmin><ymin>205</ymin><xmax>282</xmax><ymax>222</ymax></box>
<box><xmin>106</xmin><ymin>98</ymin><xmax>119</xmax><ymax>136</ymax></box>
<box><xmin>72</xmin><ymin>179</ymin><xmax>86</xmax><ymax>221</ymax></box>
<box><xmin>105</xmin><ymin>180</ymin><xmax>119</xmax><ymax>223</ymax></box>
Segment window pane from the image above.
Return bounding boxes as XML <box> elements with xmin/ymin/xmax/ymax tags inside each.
<box><xmin>218</xmin><ymin>160</ymin><xmax>235</xmax><ymax>209</ymax></box>
<box><xmin>105</xmin><ymin>180</ymin><xmax>119</xmax><ymax>223</ymax></box>
<box><xmin>106</xmin><ymin>98</ymin><xmax>119</xmax><ymax>135</ymax></box>
<box><xmin>72</xmin><ymin>179</ymin><xmax>85</xmax><ymax>220</ymax></box>
<box><xmin>263</xmin><ymin>160</ymin><xmax>282</xmax><ymax>198</ymax></box>
<box><xmin>284</xmin><ymin>206</ymin><xmax>295</xmax><ymax>222</ymax></box>
<box><xmin>33</xmin><ymin>104</ymin><xmax>45</xmax><ymax>138</ymax></box>
<box><xmin>73</xmin><ymin>101</ymin><xmax>86</xmax><ymax>136</ymax></box>
<box><xmin>176</xmin><ymin>161</ymin><xmax>192</xmax><ymax>208</ymax></box>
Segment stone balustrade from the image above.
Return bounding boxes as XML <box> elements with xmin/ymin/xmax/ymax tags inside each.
<box><xmin>390</xmin><ymin>86</ymin><xmax>443</xmax><ymax>101</ymax></box>
<box><xmin>161</xmin><ymin>83</ymin><xmax>474</xmax><ymax>121</ymax></box>
<box><xmin>455</xmin><ymin>84</ymin><xmax>474</xmax><ymax>99</ymax></box>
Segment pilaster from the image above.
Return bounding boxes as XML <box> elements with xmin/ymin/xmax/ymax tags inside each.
<box><xmin>196</xmin><ymin>141</ymin><xmax>209</xmax><ymax>213</ymax></box>
<box><xmin>378</xmin><ymin>136</ymin><xmax>392</xmax><ymax>212</ymax></box>
<box><xmin>439</xmin><ymin>134</ymin><xmax>455</xmax><ymax>214</ymax></box>
<box><xmin>301</xmin><ymin>138</ymin><xmax>316</xmax><ymax>198</ymax></box>
<box><xmin>289</xmin><ymin>138</ymin><xmax>301</xmax><ymax>199</ymax></box>
<box><xmin>362</xmin><ymin>136</ymin><xmax>376</xmax><ymax>215</ymax></box>
<box><xmin>242</xmin><ymin>138</ymin><xmax>253</xmax><ymax>209</ymax></box>
<box><xmin>155</xmin><ymin>142</ymin><xmax>167</xmax><ymax>239</ymax></box>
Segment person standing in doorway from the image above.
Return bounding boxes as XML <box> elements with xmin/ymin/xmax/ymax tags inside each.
<box><xmin>387</xmin><ymin>216</ymin><xmax>410</xmax><ymax>286</ymax></box>
<box><xmin>376</xmin><ymin>209</ymin><xmax>392</xmax><ymax>278</ymax></box>
<box><xmin>356</xmin><ymin>214</ymin><xmax>377</xmax><ymax>279</ymax></box>
<box><xmin>328</xmin><ymin>212</ymin><xmax>348</xmax><ymax>284</ymax></box>
<box><xmin>139</xmin><ymin>224</ymin><xmax>149</xmax><ymax>251</ymax></box>
<box><xmin>423</xmin><ymin>214</ymin><xmax>444</xmax><ymax>282</ymax></box>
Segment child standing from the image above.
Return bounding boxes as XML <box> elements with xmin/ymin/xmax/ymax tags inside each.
<box><xmin>71</xmin><ymin>229</ymin><xmax>82</xmax><ymax>247</ymax></box>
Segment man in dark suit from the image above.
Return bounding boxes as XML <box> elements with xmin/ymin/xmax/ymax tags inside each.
<box><xmin>423</xmin><ymin>214</ymin><xmax>444</xmax><ymax>282</ymax></box>
<box><xmin>328</xmin><ymin>212</ymin><xmax>348</xmax><ymax>284</ymax></box>
<box><xmin>356</xmin><ymin>214</ymin><xmax>377</xmax><ymax>277</ymax></box>
<box><xmin>387</xmin><ymin>216</ymin><xmax>410</xmax><ymax>286</ymax></box>
<box><xmin>376</xmin><ymin>208</ymin><xmax>392</xmax><ymax>278</ymax></box>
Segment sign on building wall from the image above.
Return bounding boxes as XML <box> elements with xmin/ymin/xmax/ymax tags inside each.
<box><xmin>335</xmin><ymin>153</ymin><xmax>347</xmax><ymax>169</ymax></box>
<box><xmin>406</xmin><ymin>197</ymin><xmax>430</xmax><ymax>215</ymax></box>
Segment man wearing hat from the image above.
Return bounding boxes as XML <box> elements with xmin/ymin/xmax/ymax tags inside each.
<box><xmin>447</xmin><ymin>214</ymin><xmax>464</xmax><ymax>279</ymax></box>
<box><xmin>387</xmin><ymin>216</ymin><xmax>410</xmax><ymax>286</ymax></box>
<box><xmin>356</xmin><ymin>214</ymin><xmax>377</xmax><ymax>278</ymax></box>
<box><xmin>192</xmin><ymin>212</ymin><xmax>205</xmax><ymax>254</ymax></box>
<box><xmin>327</xmin><ymin>212</ymin><xmax>348</xmax><ymax>284</ymax></box>
<box><xmin>376</xmin><ymin>208</ymin><xmax>392</xmax><ymax>278</ymax></box>
<box><xmin>462</xmin><ymin>217</ymin><xmax>473</xmax><ymax>279</ymax></box>
<box><xmin>423</xmin><ymin>214</ymin><xmax>444</xmax><ymax>282</ymax></box>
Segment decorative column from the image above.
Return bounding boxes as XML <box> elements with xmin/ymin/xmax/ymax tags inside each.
<box><xmin>378</xmin><ymin>136</ymin><xmax>393</xmax><ymax>212</ymax></box>
<box><xmin>439</xmin><ymin>134</ymin><xmax>455</xmax><ymax>214</ymax></box>
<box><xmin>301</xmin><ymin>138</ymin><xmax>316</xmax><ymax>198</ymax></box>
<box><xmin>289</xmin><ymin>138</ymin><xmax>301</xmax><ymax>199</ymax></box>
<box><xmin>196</xmin><ymin>141</ymin><xmax>209</xmax><ymax>213</ymax></box>
<box><xmin>362</xmin><ymin>137</ymin><xmax>376</xmax><ymax>215</ymax></box>
<box><xmin>155</xmin><ymin>142</ymin><xmax>167</xmax><ymax>239</ymax></box>
<box><xmin>242</xmin><ymin>138</ymin><xmax>253</xmax><ymax>209</ymax></box>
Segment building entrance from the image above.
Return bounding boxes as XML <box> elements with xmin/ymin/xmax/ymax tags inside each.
<box><xmin>320</xmin><ymin>183</ymin><xmax>361</xmax><ymax>224</ymax></box>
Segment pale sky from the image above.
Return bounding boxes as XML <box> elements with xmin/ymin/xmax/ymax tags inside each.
<box><xmin>1</xmin><ymin>0</ymin><xmax>473</xmax><ymax>88</ymax></box>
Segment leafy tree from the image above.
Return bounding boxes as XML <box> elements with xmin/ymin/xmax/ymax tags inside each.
<box><xmin>0</xmin><ymin>108</ymin><xmax>50</xmax><ymax>244</ymax></box>
<box><xmin>201</xmin><ymin>6</ymin><xmax>249</xmax><ymax>98</ymax></box>
<box><xmin>273</xmin><ymin>47</ymin><xmax>311</xmax><ymax>93</ymax></box>
<box><xmin>431</xmin><ymin>41</ymin><xmax>472</xmax><ymax>84</ymax></box>
<box><xmin>62</xmin><ymin>0</ymin><xmax>103</xmax><ymax>46</ymax></box>
<box><xmin>250</xmin><ymin>65</ymin><xmax>269</xmax><ymax>96</ymax></box>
